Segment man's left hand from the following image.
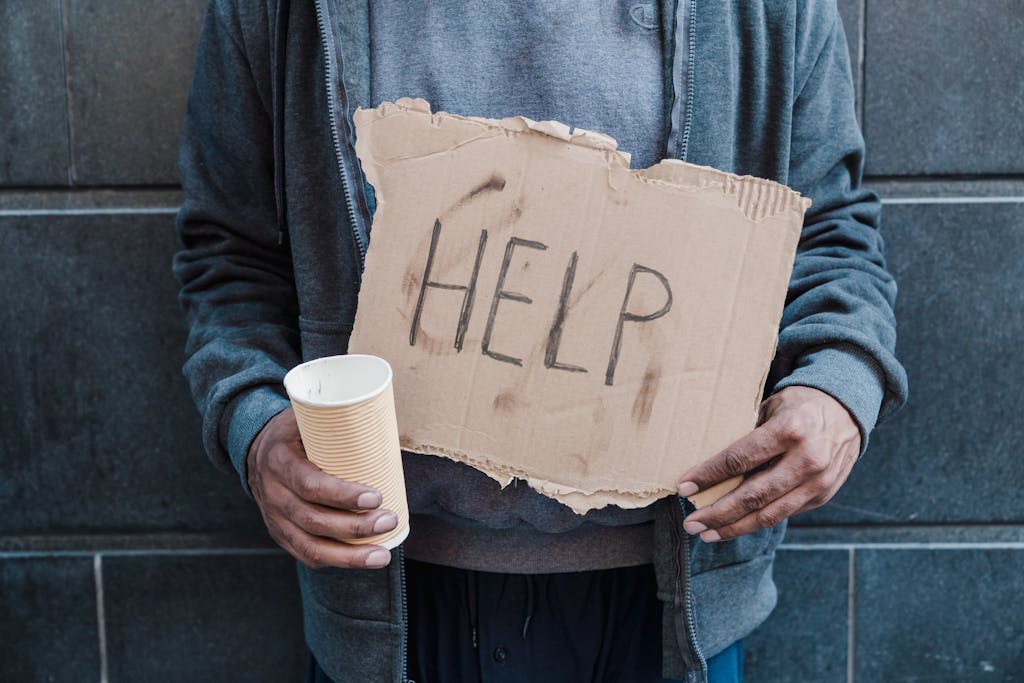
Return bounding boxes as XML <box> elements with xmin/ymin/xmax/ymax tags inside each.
<box><xmin>677</xmin><ymin>386</ymin><xmax>861</xmax><ymax>542</ymax></box>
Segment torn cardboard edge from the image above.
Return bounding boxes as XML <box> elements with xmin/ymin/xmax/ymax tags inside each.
<box><xmin>352</xmin><ymin>98</ymin><xmax>810</xmax><ymax>513</ymax></box>
<box><xmin>359</xmin><ymin>98</ymin><xmax>810</xmax><ymax>225</ymax></box>
<box><xmin>399</xmin><ymin>438</ymin><xmax>743</xmax><ymax>513</ymax></box>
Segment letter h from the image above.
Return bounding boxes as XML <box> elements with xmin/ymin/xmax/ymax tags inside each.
<box><xmin>409</xmin><ymin>219</ymin><xmax>489</xmax><ymax>350</ymax></box>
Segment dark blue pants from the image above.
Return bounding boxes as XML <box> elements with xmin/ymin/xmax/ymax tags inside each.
<box><xmin>308</xmin><ymin>559</ymin><xmax>743</xmax><ymax>682</ymax></box>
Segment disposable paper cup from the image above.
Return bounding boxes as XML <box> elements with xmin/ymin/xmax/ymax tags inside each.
<box><xmin>283</xmin><ymin>354</ymin><xmax>410</xmax><ymax>550</ymax></box>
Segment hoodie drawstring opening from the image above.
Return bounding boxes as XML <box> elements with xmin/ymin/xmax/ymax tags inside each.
<box><xmin>521</xmin><ymin>574</ymin><xmax>535</xmax><ymax>639</ymax></box>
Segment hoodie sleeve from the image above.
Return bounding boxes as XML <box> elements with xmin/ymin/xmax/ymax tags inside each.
<box><xmin>173</xmin><ymin>0</ymin><xmax>297</xmax><ymax>497</ymax></box>
<box><xmin>767</xmin><ymin>4</ymin><xmax>909</xmax><ymax>450</ymax></box>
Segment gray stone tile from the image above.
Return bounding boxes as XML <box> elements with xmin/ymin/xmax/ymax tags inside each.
<box><xmin>0</xmin><ymin>213</ymin><xmax>264</xmax><ymax>534</ymax></box>
<box><xmin>864</xmin><ymin>1</ymin><xmax>1024</xmax><ymax>175</ymax></box>
<box><xmin>786</xmin><ymin>524</ymin><xmax>1024</xmax><ymax>546</ymax></box>
<box><xmin>0</xmin><ymin>533</ymin><xmax>279</xmax><ymax>554</ymax></box>
<box><xmin>0</xmin><ymin>0</ymin><xmax>69</xmax><ymax>185</ymax></box>
<box><xmin>744</xmin><ymin>549</ymin><xmax>848</xmax><ymax>683</ymax></box>
<box><xmin>0</xmin><ymin>187</ymin><xmax>182</xmax><ymax>212</ymax></box>
<box><xmin>797</xmin><ymin>202</ymin><xmax>1024</xmax><ymax>526</ymax></box>
<box><xmin>104</xmin><ymin>554</ymin><xmax>304</xmax><ymax>682</ymax></box>
<box><xmin>65</xmin><ymin>0</ymin><xmax>206</xmax><ymax>185</ymax></box>
<box><xmin>872</xmin><ymin>178</ymin><xmax>1024</xmax><ymax>200</ymax></box>
<box><xmin>855</xmin><ymin>548</ymin><xmax>1024</xmax><ymax>681</ymax></box>
<box><xmin>0</xmin><ymin>557</ymin><xmax>100</xmax><ymax>681</ymax></box>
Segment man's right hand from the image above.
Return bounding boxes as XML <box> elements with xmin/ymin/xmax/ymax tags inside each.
<box><xmin>246</xmin><ymin>407</ymin><xmax>397</xmax><ymax>569</ymax></box>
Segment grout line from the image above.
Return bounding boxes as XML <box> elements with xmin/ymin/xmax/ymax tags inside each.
<box><xmin>94</xmin><ymin>555</ymin><xmax>109</xmax><ymax>683</ymax></box>
<box><xmin>780</xmin><ymin>542</ymin><xmax>1024</xmax><ymax>550</ymax></box>
<box><xmin>0</xmin><ymin>185</ymin><xmax>184</xmax><ymax>194</ymax></box>
<box><xmin>881</xmin><ymin>196</ymin><xmax>1024</xmax><ymax>205</ymax></box>
<box><xmin>0</xmin><ymin>198</ymin><xmax>1018</xmax><ymax>217</ymax></box>
<box><xmin>847</xmin><ymin>548</ymin><xmax>856</xmax><ymax>683</ymax></box>
<box><xmin>867</xmin><ymin>174</ymin><xmax>1024</xmax><ymax>183</ymax></box>
<box><xmin>1</xmin><ymin>548</ymin><xmax>284</xmax><ymax>559</ymax></box>
<box><xmin>0</xmin><ymin>208</ymin><xmax>180</xmax><ymax>217</ymax></box>
<box><xmin>5</xmin><ymin>542</ymin><xmax>1023</xmax><ymax>559</ymax></box>
<box><xmin>59</xmin><ymin>0</ymin><xmax>77</xmax><ymax>186</ymax></box>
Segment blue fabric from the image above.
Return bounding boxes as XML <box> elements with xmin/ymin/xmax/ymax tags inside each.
<box><xmin>706</xmin><ymin>640</ymin><xmax>744</xmax><ymax>683</ymax></box>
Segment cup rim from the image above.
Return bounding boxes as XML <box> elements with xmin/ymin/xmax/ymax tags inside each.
<box><xmin>283</xmin><ymin>354</ymin><xmax>393</xmax><ymax>408</ymax></box>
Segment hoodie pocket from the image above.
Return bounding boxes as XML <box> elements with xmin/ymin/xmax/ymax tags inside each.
<box><xmin>690</xmin><ymin>521</ymin><xmax>786</xmax><ymax>577</ymax></box>
<box><xmin>298</xmin><ymin>316</ymin><xmax>353</xmax><ymax>361</ymax></box>
<box><xmin>297</xmin><ymin>562</ymin><xmax>393</xmax><ymax>622</ymax></box>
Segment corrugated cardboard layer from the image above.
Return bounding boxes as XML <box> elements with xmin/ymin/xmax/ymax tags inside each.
<box><xmin>350</xmin><ymin>98</ymin><xmax>809</xmax><ymax>513</ymax></box>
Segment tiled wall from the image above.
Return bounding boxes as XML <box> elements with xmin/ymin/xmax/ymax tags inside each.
<box><xmin>1</xmin><ymin>1</ymin><xmax>1021</xmax><ymax>681</ymax></box>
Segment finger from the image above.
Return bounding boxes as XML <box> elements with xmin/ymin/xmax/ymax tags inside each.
<box><xmin>685</xmin><ymin>436</ymin><xmax>843</xmax><ymax>536</ymax></box>
<box><xmin>274</xmin><ymin>516</ymin><xmax>393</xmax><ymax>570</ymax></box>
<box><xmin>280</xmin><ymin>455</ymin><xmax>383</xmax><ymax>511</ymax></box>
<box><xmin>677</xmin><ymin>423</ymin><xmax>787</xmax><ymax>496</ymax></box>
<box><xmin>281</xmin><ymin>492</ymin><xmax>400</xmax><ymax>542</ymax></box>
<box><xmin>697</xmin><ymin>484</ymin><xmax>820</xmax><ymax>543</ymax></box>
<box><xmin>682</xmin><ymin>456</ymin><xmax>806</xmax><ymax>534</ymax></box>
<box><xmin>696</xmin><ymin>439</ymin><xmax>851</xmax><ymax>542</ymax></box>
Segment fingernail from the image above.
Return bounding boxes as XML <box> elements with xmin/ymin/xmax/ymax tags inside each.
<box><xmin>700</xmin><ymin>529</ymin><xmax>721</xmax><ymax>543</ymax></box>
<box><xmin>683</xmin><ymin>519</ymin><xmax>706</xmax><ymax>535</ymax></box>
<box><xmin>365</xmin><ymin>549</ymin><xmax>391</xmax><ymax>568</ymax></box>
<box><xmin>372</xmin><ymin>513</ymin><xmax>398</xmax><ymax>534</ymax></box>
<box><xmin>357</xmin><ymin>492</ymin><xmax>382</xmax><ymax>509</ymax></box>
<box><xmin>677</xmin><ymin>481</ymin><xmax>699</xmax><ymax>497</ymax></box>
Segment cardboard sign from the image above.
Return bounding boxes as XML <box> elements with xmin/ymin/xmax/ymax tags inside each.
<box><xmin>350</xmin><ymin>99</ymin><xmax>809</xmax><ymax>513</ymax></box>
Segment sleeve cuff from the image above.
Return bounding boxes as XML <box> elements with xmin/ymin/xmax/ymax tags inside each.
<box><xmin>770</xmin><ymin>343</ymin><xmax>886</xmax><ymax>454</ymax></box>
<box><xmin>225</xmin><ymin>385</ymin><xmax>292</xmax><ymax>498</ymax></box>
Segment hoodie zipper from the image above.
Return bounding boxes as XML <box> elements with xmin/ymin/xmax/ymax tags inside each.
<box><xmin>676</xmin><ymin>495</ymin><xmax>708</xmax><ymax>681</ymax></box>
<box><xmin>312</xmin><ymin>0</ymin><xmax>369</xmax><ymax>272</ymax></box>
<box><xmin>311</xmin><ymin>3</ymin><xmax>401</xmax><ymax>679</ymax></box>
<box><xmin>398</xmin><ymin>544</ymin><xmax>410</xmax><ymax>683</ymax></box>
<box><xmin>670</xmin><ymin>3</ymin><xmax>702</xmax><ymax>669</ymax></box>
<box><xmin>679</xmin><ymin>0</ymin><xmax>698</xmax><ymax>161</ymax></box>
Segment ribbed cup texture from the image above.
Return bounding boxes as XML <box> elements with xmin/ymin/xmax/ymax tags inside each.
<box><xmin>290</xmin><ymin>382</ymin><xmax>409</xmax><ymax>548</ymax></box>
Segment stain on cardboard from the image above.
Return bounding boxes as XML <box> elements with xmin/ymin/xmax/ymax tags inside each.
<box><xmin>507</xmin><ymin>202</ymin><xmax>523</xmax><ymax>224</ymax></box>
<box><xmin>631</xmin><ymin>368</ymin><xmax>661</xmax><ymax>426</ymax></box>
<box><xmin>411</xmin><ymin>326</ymin><xmax>449</xmax><ymax>357</ymax></box>
<box><xmin>569</xmin><ymin>451</ymin><xmax>590</xmax><ymax>476</ymax></box>
<box><xmin>443</xmin><ymin>175</ymin><xmax>508</xmax><ymax>219</ymax></box>
<box><xmin>401</xmin><ymin>269</ymin><xmax>419</xmax><ymax>302</ymax></box>
<box><xmin>492</xmin><ymin>391</ymin><xmax>521</xmax><ymax>413</ymax></box>
<box><xmin>568</xmin><ymin>268</ymin><xmax>605</xmax><ymax>308</ymax></box>
<box><xmin>464</xmin><ymin>174</ymin><xmax>506</xmax><ymax>201</ymax></box>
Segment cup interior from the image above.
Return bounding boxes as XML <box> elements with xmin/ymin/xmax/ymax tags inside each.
<box><xmin>284</xmin><ymin>354</ymin><xmax>393</xmax><ymax>407</ymax></box>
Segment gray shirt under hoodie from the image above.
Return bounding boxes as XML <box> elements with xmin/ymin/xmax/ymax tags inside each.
<box><xmin>369</xmin><ymin>0</ymin><xmax>668</xmax><ymax>572</ymax></box>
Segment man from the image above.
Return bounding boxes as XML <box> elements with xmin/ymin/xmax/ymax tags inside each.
<box><xmin>174</xmin><ymin>1</ymin><xmax>907</xmax><ymax>681</ymax></box>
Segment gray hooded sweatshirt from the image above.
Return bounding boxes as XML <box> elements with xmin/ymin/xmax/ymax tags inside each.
<box><xmin>174</xmin><ymin>1</ymin><xmax>908</xmax><ymax>681</ymax></box>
